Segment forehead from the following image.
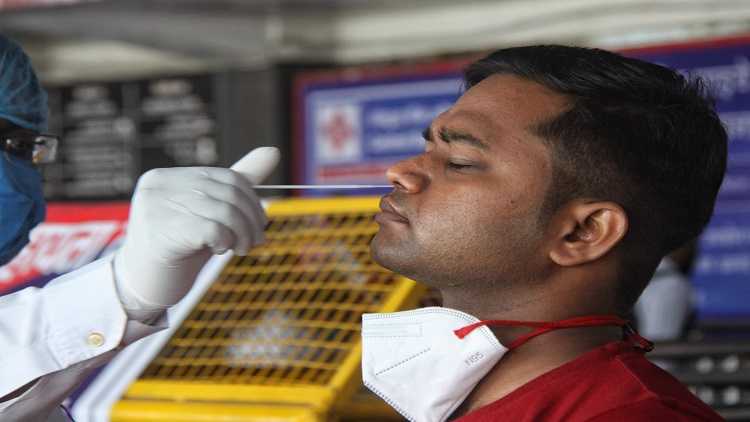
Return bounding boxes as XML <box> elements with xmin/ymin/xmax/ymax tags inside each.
<box><xmin>443</xmin><ymin>74</ymin><xmax>569</xmax><ymax>137</ymax></box>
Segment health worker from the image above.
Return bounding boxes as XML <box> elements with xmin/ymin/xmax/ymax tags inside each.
<box><xmin>0</xmin><ymin>35</ymin><xmax>280</xmax><ymax>422</ymax></box>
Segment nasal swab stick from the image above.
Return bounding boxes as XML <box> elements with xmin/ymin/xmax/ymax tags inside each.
<box><xmin>253</xmin><ymin>185</ymin><xmax>391</xmax><ymax>190</ymax></box>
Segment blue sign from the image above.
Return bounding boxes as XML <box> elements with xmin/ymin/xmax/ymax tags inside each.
<box><xmin>632</xmin><ymin>39</ymin><xmax>750</xmax><ymax>318</ymax></box>
<box><xmin>298</xmin><ymin>71</ymin><xmax>464</xmax><ymax>195</ymax></box>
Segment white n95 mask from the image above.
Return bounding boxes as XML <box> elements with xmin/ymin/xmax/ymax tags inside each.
<box><xmin>361</xmin><ymin>307</ymin><xmax>636</xmax><ymax>422</ymax></box>
<box><xmin>361</xmin><ymin>307</ymin><xmax>506</xmax><ymax>422</ymax></box>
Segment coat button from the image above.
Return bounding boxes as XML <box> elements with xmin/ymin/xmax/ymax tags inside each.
<box><xmin>87</xmin><ymin>332</ymin><xmax>105</xmax><ymax>347</ymax></box>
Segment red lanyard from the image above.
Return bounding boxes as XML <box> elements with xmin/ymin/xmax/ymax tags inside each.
<box><xmin>454</xmin><ymin>315</ymin><xmax>653</xmax><ymax>351</ymax></box>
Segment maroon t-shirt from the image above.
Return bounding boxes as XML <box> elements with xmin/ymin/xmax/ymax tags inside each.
<box><xmin>454</xmin><ymin>341</ymin><xmax>723</xmax><ymax>421</ymax></box>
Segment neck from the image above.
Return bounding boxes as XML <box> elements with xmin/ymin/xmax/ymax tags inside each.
<box><xmin>450</xmin><ymin>324</ymin><xmax>622</xmax><ymax>419</ymax></box>
<box><xmin>440</xmin><ymin>271</ymin><xmax>624</xmax><ymax>419</ymax></box>
<box><xmin>439</xmin><ymin>274</ymin><xmax>620</xmax><ymax>323</ymax></box>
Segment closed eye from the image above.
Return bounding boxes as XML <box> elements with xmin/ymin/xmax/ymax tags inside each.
<box><xmin>447</xmin><ymin>162</ymin><xmax>474</xmax><ymax>170</ymax></box>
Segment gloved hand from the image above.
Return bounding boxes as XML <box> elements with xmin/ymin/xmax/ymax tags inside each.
<box><xmin>113</xmin><ymin>147</ymin><xmax>280</xmax><ymax>311</ymax></box>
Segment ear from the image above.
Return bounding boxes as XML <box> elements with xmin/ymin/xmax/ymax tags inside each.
<box><xmin>548</xmin><ymin>201</ymin><xmax>628</xmax><ymax>267</ymax></box>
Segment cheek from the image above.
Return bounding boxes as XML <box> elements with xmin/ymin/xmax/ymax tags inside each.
<box><xmin>499</xmin><ymin>159</ymin><xmax>551</xmax><ymax>218</ymax></box>
<box><xmin>411</xmin><ymin>180</ymin><xmax>545</xmax><ymax>250</ymax></box>
<box><xmin>409</xmin><ymin>193</ymin><xmax>542</xmax><ymax>280</ymax></box>
<box><xmin>412</xmin><ymin>191</ymin><xmax>497</xmax><ymax>247</ymax></box>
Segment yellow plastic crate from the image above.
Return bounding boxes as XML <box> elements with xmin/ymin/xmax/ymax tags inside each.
<box><xmin>113</xmin><ymin>197</ymin><xmax>424</xmax><ymax>421</ymax></box>
<box><xmin>113</xmin><ymin>402</ymin><xmax>320</xmax><ymax>422</ymax></box>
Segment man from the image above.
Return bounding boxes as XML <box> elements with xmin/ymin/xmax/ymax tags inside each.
<box><xmin>0</xmin><ymin>35</ymin><xmax>279</xmax><ymax>421</ymax></box>
<box><xmin>362</xmin><ymin>46</ymin><xmax>726</xmax><ymax>421</ymax></box>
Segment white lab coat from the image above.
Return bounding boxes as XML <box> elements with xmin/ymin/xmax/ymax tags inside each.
<box><xmin>0</xmin><ymin>255</ymin><xmax>167</xmax><ymax>422</ymax></box>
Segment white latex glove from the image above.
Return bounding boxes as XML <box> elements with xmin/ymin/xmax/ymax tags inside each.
<box><xmin>114</xmin><ymin>147</ymin><xmax>280</xmax><ymax>310</ymax></box>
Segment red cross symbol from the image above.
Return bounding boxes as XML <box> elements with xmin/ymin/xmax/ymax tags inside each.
<box><xmin>322</xmin><ymin>112</ymin><xmax>354</xmax><ymax>151</ymax></box>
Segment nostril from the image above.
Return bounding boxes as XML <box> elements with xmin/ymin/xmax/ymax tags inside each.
<box><xmin>386</xmin><ymin>157</ymin><xmax>426</xmax><ymax>193</ymax></box>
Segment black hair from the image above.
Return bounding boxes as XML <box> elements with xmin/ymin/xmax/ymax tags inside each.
<box><xmin>464</xmin><ymin>45</ymin><xmax>727</xmax><ymax>307</ymax></box>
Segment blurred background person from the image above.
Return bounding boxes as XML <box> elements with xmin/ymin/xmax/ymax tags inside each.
<box><xmin>635</xmin><ymin>241</ymin><xmax>698</xmax><ymax>342</ymax></box>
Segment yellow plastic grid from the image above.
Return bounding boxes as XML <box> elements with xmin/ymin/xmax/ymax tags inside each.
<box><xmin>115</xmin><ymin>197</ymin><xmax>424</xmax><ymax>421</ymax></box>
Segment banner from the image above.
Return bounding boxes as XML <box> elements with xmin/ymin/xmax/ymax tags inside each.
<box><xmin>628</xmin><ymin>35</ymin><xmax>750</xmax><ymax>318</ymax></box>
<box><xmin>0</xmin><ymin>202</ymin><xmax>129</xmax><ymax>295</ymax></box>
<box><xmin>44</xmin><ymin>74</ymin><xmax>218</xmax><ymax>201</ymax></box>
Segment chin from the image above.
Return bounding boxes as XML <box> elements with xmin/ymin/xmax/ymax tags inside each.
<box><xmin>370</xmin><ymin>235</ymin><xmax>431</xmax><ymax>284</ymax></box>
<box><xmin>370</xmin><ymin>234</ymin><xmax>396</xmax><ymax>268</ymax></box>
<box><xmin>370</xmin><ymin>233</ymin><xmax>411</xmax><ymax>273</ymax></box>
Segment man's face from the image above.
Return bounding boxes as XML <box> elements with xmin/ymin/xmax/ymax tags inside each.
<box><xmin>370</xmin><ymin>75</ymin><xmax>569</xmax><ymax>290</ymax></box>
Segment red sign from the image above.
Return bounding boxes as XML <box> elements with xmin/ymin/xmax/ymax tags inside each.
<box><xmin>0</xmin><ymin>202</ymin><xmax>130</xmax><ymax>294</ymax></box>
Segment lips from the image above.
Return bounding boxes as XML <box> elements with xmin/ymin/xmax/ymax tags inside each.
<box><xmin>376</xmin><ymin>196</ymin><xmax>409</xmax><ymax>224</ymax></box>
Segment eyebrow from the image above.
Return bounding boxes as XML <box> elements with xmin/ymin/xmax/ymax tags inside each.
<box><xmin>422</xmin><ymin>127</ymin><xmax>490</xmax><ymax>151</ymax></box>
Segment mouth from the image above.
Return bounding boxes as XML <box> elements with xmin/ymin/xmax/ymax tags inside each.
<box><xmin>376</xmin><ymin>196</ymin><xmax>410</xmax><ymax>225</ymax></box>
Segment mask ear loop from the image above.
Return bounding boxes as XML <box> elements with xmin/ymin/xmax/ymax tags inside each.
<box><xmin>453</xmin><ymin>315</ymin><xmax>647</xmax><ymax>350</ymax></box>
<box><xmin>623</xmin><ymin>323</ymin><xmax>654</xmax><ymax>351</ymax></box>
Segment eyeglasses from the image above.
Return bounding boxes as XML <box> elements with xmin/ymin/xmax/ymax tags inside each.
<box><xmin>1</xmin><ymin>134</ymin><xmax>59</xmax><ymax>164</ymax></box>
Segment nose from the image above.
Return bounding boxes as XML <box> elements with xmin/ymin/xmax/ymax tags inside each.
<box><xmin>386</xmin><ymin>155</ymin><xmax>429</xmax><ymax>193</ymax></box>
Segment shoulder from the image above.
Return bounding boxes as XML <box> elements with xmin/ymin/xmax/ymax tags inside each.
<box><xmin>585</xmin><ymin>397</ymin><xmax>723</xmax><ymax>422</ymax></box>
<box><xmin>456</xmin><ymin>342</ymin><xmax>722</xmax><ymax>422</ymax></box>
<box><xmin>607</xmin><ymin>346</ymin><xmax>722</xmax><ymax>420</ymax></box>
